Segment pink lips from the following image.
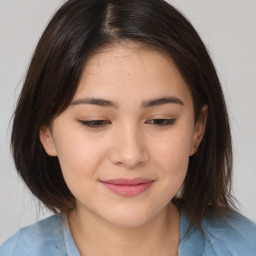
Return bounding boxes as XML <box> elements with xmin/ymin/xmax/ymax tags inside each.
<box><xmin>100</xmin><ymin>178</ymin><xmax>154</xmax><ymax>196</ymax></box>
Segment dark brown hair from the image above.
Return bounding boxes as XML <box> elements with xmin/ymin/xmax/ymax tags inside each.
<box><xmin>11</xmin><ymin>0</ymin><xmax>235</xmax><ymax>223</ymax></box>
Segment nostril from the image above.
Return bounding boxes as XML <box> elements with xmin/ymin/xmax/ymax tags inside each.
<box><xmin>108</xmin><ymin>144</ymin><xmax>149</xmax><ymax>169</ymax></box>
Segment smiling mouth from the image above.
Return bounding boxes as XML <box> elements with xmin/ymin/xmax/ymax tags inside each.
<box><xmin>100</xmin><ymin>178</ymin><xmax>155</xmax><ymax>196</ymax></box>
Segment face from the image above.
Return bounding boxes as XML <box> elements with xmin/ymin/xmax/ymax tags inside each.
<box><xmin>40</xmin><ymin>44</ymin><xmax>207</xmax><ymax>228</ymax></box>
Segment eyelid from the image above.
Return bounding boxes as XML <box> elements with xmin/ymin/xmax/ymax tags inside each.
<box><xmin>78</xmin><ymin>116</ymin><xmax>177</xmax><ymax>129</ymax></box>
<box><xmin>145</xmin><ymin>118</ymin><xmax>177</xmax><ymax>126</ymax></box>
<box><xmin>79</xmin><ymin>119</ymin><xmax>111</xmax><ymax>128</ymax></box>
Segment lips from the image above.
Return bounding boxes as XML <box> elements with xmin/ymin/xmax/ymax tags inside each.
<box><xmin>100</xmin><ymin>178</ymin><xmax>154</xmax><ymax>196</ymax></box>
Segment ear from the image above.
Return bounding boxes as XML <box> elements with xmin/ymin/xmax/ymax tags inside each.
<box><xmin>39</xmin><ymin>126</ymin><xmax>57</xmax><ymax>156</ymax></box>
<box><xmin>190</xmin><ymin>105</ymin><xmax>208</xmax><ymax>156</ymax></box>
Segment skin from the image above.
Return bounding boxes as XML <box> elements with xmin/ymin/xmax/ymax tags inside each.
<box><xmin>40</xmin><ymin>43</ymin><xmax>207</xmax><ymax>256</ymax></box>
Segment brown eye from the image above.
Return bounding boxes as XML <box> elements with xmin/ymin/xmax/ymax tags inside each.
<box><xmin>146</xmin><ymin>119</ymin><xmax>176</xmax><ymax>127</ymax></box>
<box><xmin>79</xmin><ymin>120</ymin><xmax>110</xmax><ymax>128</ymax></box>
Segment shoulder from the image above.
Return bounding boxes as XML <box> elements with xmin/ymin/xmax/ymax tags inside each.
<box><xmin>179</xmin><ymin>209</ymin><xmax>256</xmax><ymax>256</ymax></box>
<box><xmin>202</xmin><ymin>210</ymin><xmax>256</xmax><ymax>255</ymax></box>
<box><xmin>0</xmin><ymin>215</ymin><xmax>66</xmax><ymax>256</ymax></box>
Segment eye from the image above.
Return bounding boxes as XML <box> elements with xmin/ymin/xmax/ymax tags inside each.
<box><xmin>79</xmin><ymin>120</ymin><xmax>110</xmax><ymax>128</ymax></box>
<box><xmin>146</xmin><ymin>118</ymin><xmax>176</xmax><ymax>127</ymax></box>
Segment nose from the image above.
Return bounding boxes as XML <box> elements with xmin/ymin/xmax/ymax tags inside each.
<box><xmin>108</xmin><ymin>125</ymin><xmax>150</xmax><ymax>169</ymax></box>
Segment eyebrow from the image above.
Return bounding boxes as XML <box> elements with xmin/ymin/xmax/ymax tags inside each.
<box><xmin>70</xmin><ymin>96</ymin><xmax>184</xmax><ymax>108</ymax></box>
<box><xmin>71</xmin><ymin>98</ymin><xmax>119</xmax><ymax>108</ymax></box>
<box><xmin>141</xmin><ymin>96</ymin><xmax>184</xmax><ymax>108</ymax></box>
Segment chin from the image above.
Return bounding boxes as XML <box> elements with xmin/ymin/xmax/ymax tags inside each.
<box><xmin>101</xmin><ymin>205</ymin><xmax>162</xmax><ymax>228</ymax></box>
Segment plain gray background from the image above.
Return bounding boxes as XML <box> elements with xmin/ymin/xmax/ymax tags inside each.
<box><xmin>0</xmin><ymin>0</ymin><xmax>256</xmax><ymax>244</ymax></box>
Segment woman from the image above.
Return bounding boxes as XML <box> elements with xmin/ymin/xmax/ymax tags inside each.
<box><xmin>1</xmin><ymin>0</ymin><xmax>256</xmax><ymax>255</ymax></box>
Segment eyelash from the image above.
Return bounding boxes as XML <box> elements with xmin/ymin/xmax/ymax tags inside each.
<box><xmin>79</xmin><ymin>119</ymin><xmax>176</xmax><ymax>128</ymax></box>
<box><xmin>145</xmin><ymin>118</ymin><xmax>176</xmax><ymax>126</ymax></box>
<box><xmin>79</xmin><ymin>120</ymin><xmax>110</xmax><ymax>128</ymax></box>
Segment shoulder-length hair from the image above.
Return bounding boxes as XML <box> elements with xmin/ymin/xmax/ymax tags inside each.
<box><xmin>11</xmin><ymin>0</ymin><xmax>235</xmax><ymax>223</ymax></box>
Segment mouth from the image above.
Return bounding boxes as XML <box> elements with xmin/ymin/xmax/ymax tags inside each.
<box><xmin>100</xmin><ymin>178</ymin><xmax>155</xmax><ymax>197</ymax></box>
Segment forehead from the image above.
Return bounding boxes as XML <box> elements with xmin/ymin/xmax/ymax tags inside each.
<box><xmin>74</xmin><ymin>43</ymin><xmax>192</xmax><ymax>106</ymax></box>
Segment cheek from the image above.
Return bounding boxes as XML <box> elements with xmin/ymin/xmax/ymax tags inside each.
<box><xmin>54</xmin><ymin>133</ymin><xmax>107</xmax><ymax>183</ymax></box>
<box><xmin>150</xmin><ymin>127</ymin><xmax>193</xmax><ymax>192</ymax></box>
<box><xmin>54</xmin><ymin>136</ymin><xmax>109</xmax><ymax>204</ymax></box>
<box><xmin>155</xmin><ymin>143</ymin><xmax>189</xmax><ymax>185</ymax></box>
<box><xmin>153</xmin><ymin>129</ymin><xmax>193</xmax><ymax>168</ymax></box>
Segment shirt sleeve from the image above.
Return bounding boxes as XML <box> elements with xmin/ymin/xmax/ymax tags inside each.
<box><xmin>0</xmin><ymin>215</ymin><xmax>67</xmax><ymax>256</ymax></box>
<box><xmin>0</xmin><ymin>230</ymin><xmax>22</xmax><ymax>256</ymax></box>
<box><xmin>202</xmin><ymin>210</ymin><xmax>256</xmax><ymax>255</ymax></box>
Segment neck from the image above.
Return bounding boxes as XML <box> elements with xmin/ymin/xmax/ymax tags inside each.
<box><xmin>68</xmin><ymin>203</ymin><xmax>180</xmax><ymax>256</ymax></box>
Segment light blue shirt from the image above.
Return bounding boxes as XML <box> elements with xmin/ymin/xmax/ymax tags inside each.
<box><xmin>1</xmin><ymin>210</ymin><xmax>256</xmax><ymax>255</ymax></box>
